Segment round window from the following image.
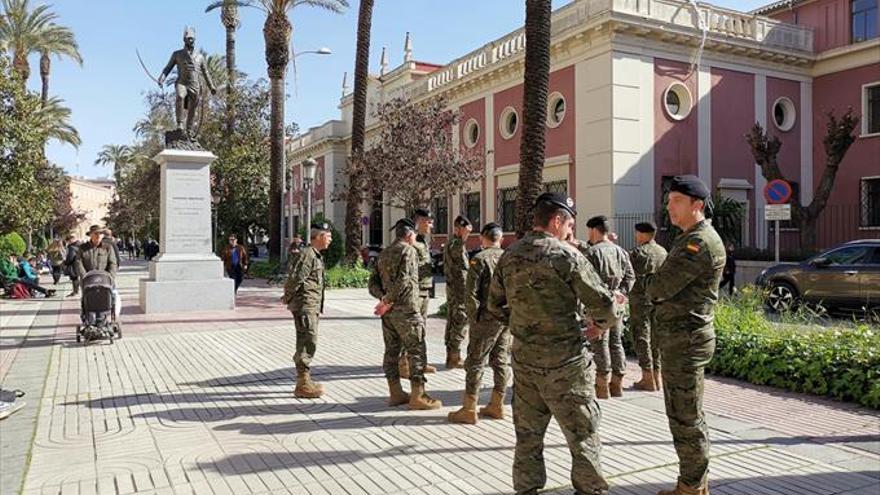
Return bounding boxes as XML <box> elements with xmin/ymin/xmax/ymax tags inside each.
<box><xmin>546</xmin><ymin>92</ymin><xmax>566</xmax><ymax>128</ymax></box>
<box><xmin>500</xmin><ymin>107</ymin><xmax>518</xmax><ymax>139</ymax></box>
<box><xmin>773</xmin><ymin>97</ymin><xmax>797</xmax><ymax>132</ymax></box>
<box><xmin>463</xmin><ymin>118</ymin><xmax>480</xmax><ymax>148</ymax></box>
<box><xmin>663</xmin><ymin>82</ymin><xmax>693</xmax><ymax>121</ymax></box>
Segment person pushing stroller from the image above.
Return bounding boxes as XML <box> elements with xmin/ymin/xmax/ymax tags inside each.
<box><xmin>74</xmin><ymin>226</ymin><xmax>119</xmax><ymax>312</ymax></box>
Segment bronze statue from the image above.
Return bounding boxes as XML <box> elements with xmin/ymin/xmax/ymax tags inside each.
<box><xmin>158</xmin><ymin>27</ymin><xmax>216</xmax><ymax>139</ymax></box>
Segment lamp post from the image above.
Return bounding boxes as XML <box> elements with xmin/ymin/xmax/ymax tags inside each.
<box><xmin>302</xmin><ymin>158</ymin><xmax>318</xmax><ymax>235</ymax></box>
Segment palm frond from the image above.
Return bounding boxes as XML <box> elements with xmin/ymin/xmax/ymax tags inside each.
<box><xmin>291</xmin><ymin>0</ymin><xmax>349</xmax><ymax>13</ymax></box>
<box><xmin>35</xmin><ymin>96</ymin><xmax>80</xmax><ymax>148</ymax></box>
<box><xmin>205</xmin><ymin>0</ymin><xmax>255</xmax><ymax>13</ymax></box>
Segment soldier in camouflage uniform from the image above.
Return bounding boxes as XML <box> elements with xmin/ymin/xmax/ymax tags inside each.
<box><xmin>647</xmin><ymin>175</ymin><xmax>725</xmax><ymax>495</ymax></box>
<box><xmin>488</xmin><ymin>193</ymin><xmax>622</xmax><ymax>495</ymax></box>
<box><xmin>629</xmin><ymin>221</ymin><xmax>668</xmax><ymax>392</ymax></box>
<box><xmin>398</xmin><ymin>208</ymin><xmax>437</xmax><ymax>378</ymax></box>
<box><xmin>369</xmin><ymin>219</ymin><xmax>442</xmax><ymax>410</ymax></box>
<box><xmin>443</xmin><ymin>215</ymin><xmax>473</xmax><ymax>369</ymax></box>
<box><xmin>448</xmin><ymin>222</ymin><xmax>510</xmax><ymax>425</ymax></box>
<box><xmin>578</xmin><ymin>215</ymin><xmax>634</xmax><ymax>399</ymax></box>
<box><xmin>282</xmin><ymin>222</ymin><xmax>332</xmax><ymax>399</ymax></box>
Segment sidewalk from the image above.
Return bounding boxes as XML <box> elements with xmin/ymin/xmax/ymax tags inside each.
<box><xmin>1</xmin><ymin>261</ymin><xmax>878</xmax><ymax>495</ymax></box>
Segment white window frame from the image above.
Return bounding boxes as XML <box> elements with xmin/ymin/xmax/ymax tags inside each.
<box><xmin>860</xmin><ymin>175</ymin><xmax>880</xmax><ymax>230</ymax></box>
<box><xmin>499</xmin><ymin>106</ymin><xmax>519</xmax><ymax>140</ymax></box>
<box><xmin>546</xmin><ymin>92</ymin><xmax>566</xmax><ymax>128</ymax></box>
<box><xmin>663</xmin><ymin>82</ymin><xmax>693</xmax><ymax>121</ymax></box>
<box><xmin>463</xmin><ymin>118</ymin><xmax>480</xmax><ymax>149</ymax></box>
<box><xmin>862</xmin><ymin>81</ymin><xmax>880</xmax><ymax>138</ymax></box>
<box><xmin>772</xmin><ymin>97</ymin><xmax>797</xmax><ymax>132</ymax></box>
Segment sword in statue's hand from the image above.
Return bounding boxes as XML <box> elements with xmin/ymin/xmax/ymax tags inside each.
<box><xmin>136</xmin><ymin>48</ymin><xmax>162</xmax><ymax>87</ymax></box>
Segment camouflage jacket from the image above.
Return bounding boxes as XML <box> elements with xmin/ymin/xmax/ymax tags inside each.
<box><xmin>283</xmin><ymin>246</ymin><xmax>325</xmax><ymax>313</ymax></box>
<box><xmin>488</xmin><ymin>231</ymin><xmax>620</xmax><ymax>368</ymax></box>
<box><xmin>629</xmin><ymin>240</ymin><xmax>668</xmax><ymax>302</ymax></box>
<box><xmin>580</xmin><ymin>240</ymin><xmax>635</xmax><ymax>294</ymax></box>
<box><xmin>368</xmin><ymin>241</ymin><xmax>421</xmax><ymax>315</ymax></box>
<box><xmin>647</xmin><ymin>220</ymin><xmax>725</xmax><ymax>330</ymax></box>
<box><xmin>75</xmin><ymin>240</ymin><xmax>118</xmax><ymax>279</ymax></box>
<box><xmin>414</xmin><ymin>234</ymin><xmax>433</xmax><ymax>294</ymax></box>
<box><xmin>465</xmin><ymin>246</ymin><xmax>504</xmax><ymax>325</ymax></box>
<box><xmin>443</xmin><ymin>235</ymin><xmax>469</xmax><ymax>293</ymax></box>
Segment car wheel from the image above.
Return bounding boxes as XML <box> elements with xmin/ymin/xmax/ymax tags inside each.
<box><xmin>766</xmin><ymin>282</ymin><xmax>798</xmax><ymax>313</ymax></box>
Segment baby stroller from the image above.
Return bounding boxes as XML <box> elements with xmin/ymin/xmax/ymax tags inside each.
<box><xmin>76</xmin><ymin>270</ymin><xmax>122</xmax><ymax>343</ymax></box>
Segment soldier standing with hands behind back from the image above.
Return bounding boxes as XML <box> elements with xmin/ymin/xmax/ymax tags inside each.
<box><xmin>443</xmin><ymin>215</ymin><xmax>473</xmax><ymax>369</ymax></box>
<box><xmin>648</xmin><ymin>175</ymin><xmax>725</xmax><ymax>495</ymax></box>
<box><xmin>489</xmin><ymin>193</ymin><xmax>622</xmax><ymax>495</ymax></box>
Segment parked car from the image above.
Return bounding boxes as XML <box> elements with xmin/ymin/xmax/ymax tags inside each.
<box><xmin>755</xmin><ymin>239</ymin><xmax>880</xmax><ymax>312</ymax></box>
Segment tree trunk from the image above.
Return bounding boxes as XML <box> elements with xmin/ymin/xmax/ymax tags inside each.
<box><xmin>40</xmin><ymin>52</ymin><xmax>50</xmax><ymax>106</ymax></box>
<box><xmin>514</xmin><ymin>0</ymin><xmax>552</xmax><ymax>237</ymax></box>
<box><xmin>264</xmin><ymin>11</ymin><xmax>292</xmax><ymax>262</ymax></box>
<box><xmin>225</xmin><ymin>25</ymin><xmax>236</xmax><ymax>137</ymax></box>
<box><xmin>13</xmin><ymin>50</ymin><xmax>30</xmax><ymax>83</ymax></box>
<box><xmin>799</xmin><ymin>217</ymin><xmax>818</xmax><ymax>253</ymax></box>
<box><xmin>344</xmin><ymin>0</ymin><xmax>374</xmax><ymax>264</ymax></box>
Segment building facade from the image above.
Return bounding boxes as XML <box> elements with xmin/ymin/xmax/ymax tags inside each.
<box><xmin>288</xmin><ymin>0</ymin><xmax>880</xmax><ymax>251</ymax></box>
<box><xmin>69</xmin><ymin>177</ymin><xmax>115</xmax><ymax>240</ymax></box>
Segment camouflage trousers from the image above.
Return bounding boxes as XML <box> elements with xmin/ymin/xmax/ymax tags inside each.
<box><xmin>629</xmin><ymin>300</ymin><xmax>661</xmax><ymax>370</ymax></box>
<box><xmin>589</xmin><ymin>318</ymin><xmax>626</xmax><ymax>376</ymax></box>
<box><xmin>463</xmin><ymin>320</ymin><xmax>511</xmax><ymax>396</ymax></box>
<box><xmin>657</xmin><ymin>325</ymin><xmax>716</xmax><ymax>489</ymax></box>
<box><xmin>511</xmin><ymin>355</ymin><xmax>607</xmax><ymax>495</ymax></box>
<box><xmin>444</xmin><ymin>297</ymin><xmax>468</xmax><ymax>353</ymax></box>
<box><xmin>292</xmin><ymin>311</ymin><xmax>319</xmax><ymax>373</ymax></box>
<box><xmin>382</xmin><ymin>311</ymin><xmax>428</xmax><ymax>383</ymax></box>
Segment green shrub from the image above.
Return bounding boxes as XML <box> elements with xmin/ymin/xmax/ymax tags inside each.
<box><xmin>709</xmin><ymin>287</ymin><xmax>880</xmax><ymax>409</ymax></box>
<box><xmin>325</xmin><ymin>265</ymin><xmax>370</xmax><ymax>289</ymax></box>
<box><xmin>250</xmin><ymin>260</ymin><xmax>279</xmax><ymax>279</ymax></box>
<box><xmin>0</xmin><ymin>232</ymin><xmax>26</xmax><ymax>257</ymax></box>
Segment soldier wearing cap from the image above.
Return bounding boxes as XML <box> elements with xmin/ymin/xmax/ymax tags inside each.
<box><xmin>629</xmin><ymin>221</ymin><xmax>668</xmax><ymax>392</ymax></box>
<box><xmin>488</xmin><ymin>192</ymin><xmax>622</xmax><ymax>495</ymax></box>
<box><xmin>578</xmin><ymin>215</ymin><xmax>635</xmax><ymax>399</ymax></box>
<box><xmin>448</xmin><ymin>222</ymin><xmax>510</xmax><ymax>425</ymax></box>
<box><xmin>647</xmin><ymin>175</ymin><xmax>725</xmax><ymax>495</ymax></box>
<box><xmin>443</xmin><ymin>215</ymin><xmax>473</xmax><ymax>369</ymax></box>
<box><xmin>282</xmin><ymin>222</ymin><xmax>332</xmax><ymax>398</ymax></box>
<box><xmin>369</xmin><ymin>218</ymin><xmax>442</xmax><ymax>410</ymax></box>
<box><xmin>397</xmin><ymin>208</ymin><xmax>437</xmax><ymax>378</ymax></box>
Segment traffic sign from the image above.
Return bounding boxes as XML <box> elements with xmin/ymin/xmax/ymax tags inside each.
<box><xmin>764</xmin><ymin>179</ymin><xmax>792</xmax><ymax>204</ymax></box>
<box><xmin>764</xmin><ymin>204</ymin><xmax>791</xmax><ymax>221</ymax></box>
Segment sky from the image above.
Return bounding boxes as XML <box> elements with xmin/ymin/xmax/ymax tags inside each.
<box><xmin>30</xmin><ymin>0</ymin><xmax>772</xmax><ymax>179</ymax></box>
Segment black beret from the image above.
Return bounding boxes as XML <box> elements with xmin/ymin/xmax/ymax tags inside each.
<box><xmin>480</xmin><ymin>222</ymin><xmax>503</xmax><ymax>236</ymax></box>
<box><xmin>585</xmin><ymin>215</ymin><xmax>608</xmax><ymax>229</ymax></box>
<box><xmin>413</xmin><ymin>208</ymin><xmax>432</xmax><ymax>219</ymax></box>
<box><xmin>634</xmin><ymin>221</ymin><xmax>658</xmax><ymax>233</ymax></box>
<box><xmin>454</xmin><ymin>215</ymin><xmax>472</xmax><ymax>228</ymax></box>
<box><xmin>389</xmin><ymin>218</ymin><xmax>416</xmax><ymax>231</ymax></box>
<box><xmin>311</xmin><ymin>222</ymin><xmax>331</xmax><ymax>232</ymax></box>
<box><xmin>669</xmin><ymin>175</ymin><xmax>710</xmax><ymax>200</ymax></box>
<box><xmin>534</xmin><ymin>192</ymin><xmax>576</xmax><ymax>217</ymax></box>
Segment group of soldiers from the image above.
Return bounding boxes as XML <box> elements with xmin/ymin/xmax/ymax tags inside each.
<box><xmin>281</xmin><ymin>174</ymin><xmax>726</xmax><ymax>495</ymax></box>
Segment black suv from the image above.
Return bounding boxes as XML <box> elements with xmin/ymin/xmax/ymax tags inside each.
<box><xmin>756</xmin><ymin>239</ymin><xmax>880</xmax><ymax>312</ymax></box>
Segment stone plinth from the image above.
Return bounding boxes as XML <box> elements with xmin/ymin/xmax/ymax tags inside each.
<box><xmin>139</xmin><ymin>149</ymin><xmax>234</xmax><ymax>313</ymax></box>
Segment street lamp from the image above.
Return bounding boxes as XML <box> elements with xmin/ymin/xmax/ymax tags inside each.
<box><xmin>302</xmin><ymin>158</ymin><xmax>318</xmax><ymax>234</ymax></box>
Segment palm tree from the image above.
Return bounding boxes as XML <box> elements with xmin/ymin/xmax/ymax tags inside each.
<box><xmin>514</xmin><ymin>0</ymin><xmax>552</xmax><ymax>237</ymax></box>
<box><xmin>0</xmin><ymin>0</ymin><xmax>82</xmax><ymax>104</ymax></box>
<box><xmin>95</xmin><ymin>144</ymin><xmax>134</xmax><ymax>184</ymax></box>
<box><xmin>251</xmin><ymin>0</ymin><xmax>348</xmax><ymax>261</ymax></box>
<box><xmin>35</xmin><ymin>96</ymin><xmax>80</xmax><ymax>148</ymax></box>
<box><xmin>205</xmin><ymin>0</ymin><xmax>249</xmax><ymax>137</ymax></box>
<box><xmin>343</xmin><ymin>0</ymin><xmax>373</xmax><ymax>265</ymax></box>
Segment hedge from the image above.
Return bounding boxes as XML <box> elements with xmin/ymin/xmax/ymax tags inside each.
<box><xmin>325</xmin><ymin>265</ymin><xmax>371</xmax><ymax>289</ymax></box>
<box><xmin>0</xmin><ymin>232</ymin><xmax>26</xmax><ymax>257</ymax></box>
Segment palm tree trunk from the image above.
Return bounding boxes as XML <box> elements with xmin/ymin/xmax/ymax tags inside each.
<box><xmin>225</xmin><ymin>25</ymin><xmax>236</xmax><ymax>137</ymax></box>
<box><xmin>12</xmin><ymin>51</ymin><xmax>30</xmax><ymax>83</ymax></box>
<box><xmin>264</xmin><ymin>11</ymin><xmax>291</xmax><ymax>262</ymax></box>
<box><xmin>40</xmin><ymin>51</ymin><xmax>51</xmax><ymax>106</ymax></box>
<box><xmin>515</xmin><ymin>0</ymin><xmax>552</xmax><ymax>237</ymax></box>
<box><xmin>344</xmin><ymin>0</ymin><xmax>374</xmax><ymax>265</ymax></box>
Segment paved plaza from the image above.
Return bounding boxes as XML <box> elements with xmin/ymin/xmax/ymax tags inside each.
<box><xmin>1</xmin><ymin>261</ymin><xmax>878</xmax><ymax>495</ymax></box>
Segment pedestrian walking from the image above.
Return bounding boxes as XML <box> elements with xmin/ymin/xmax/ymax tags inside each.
<box><xmin>48</xmin><ymin>239</ymin><xmax>66</xmax><ymax>285</ymax></box>
<box><xmin>629</xmin><ymin>221</ymin><xmax>668</xmax><ymax>392</ymax></box>
<box><xmin>448</xmin><ymin>222</ymin><xmax>510</xmax><ymax>425</ymax></box>
<box><xmin>647</xmin><ymin>175</ymin><xmax>725</xmax><ymax>495</ymax></box>
<box><xmin>220</xmin><ymin>234</ymin><xmax>249</xmax><ymax>293</ymax></box>
<box><xmin>282</xmin><ymin>223</ymin><xmax>332</xmax><ymax>399</ymax></box>
<box><xmin>443</xmin><ymin>215</ymin><xmax>472</xmax><ymax>369</ymax></box>
<box><xmin>75</xmin><ymin>226</ymin><xmax>119</xmax><ymax>280</ymax></box>
<box><xmin>488</xmin><ymin>192</ymin><xmax>623</xmax><ymax>495</ymax></box>
<box><xmin>578</xmin><ymin>215</ymin><xmax>634</xmax><ymax>399</ymax></box>
<box><xmin>64</xmin><ymin>235</ymin><xmax>81</xmax><ymax>297</ymax></box>
<box><xmin>369</xmin><ymin>218</ymin><xmax>442</xmax><ymax>411</ymax></box>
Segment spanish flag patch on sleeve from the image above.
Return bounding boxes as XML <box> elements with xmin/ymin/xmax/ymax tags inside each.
<box><xmin>686</xmin><ymin>243</ymin><xmax>701</xmax><ymax>254</ymax></box>
<box><xmin>470</xmin><ymin>259</ymin><xmax>478</xmax><ymax>266</ymax></box>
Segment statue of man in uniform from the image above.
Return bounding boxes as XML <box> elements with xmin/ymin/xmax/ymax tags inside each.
<box><xmin>158</xmin><ymin>27</ymin><xmax>216</xmax><ymax>138</ymax></box>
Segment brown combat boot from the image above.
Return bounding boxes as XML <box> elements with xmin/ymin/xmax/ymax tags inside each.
<box><xmin>387</xmin><ymin>379</ymin><xmax>410</xmax><ymax>406</ymax></box>
<box><xmin>424</xmin><ymin>364</ymin><xmax>437</xmax><ymax>373</ymax></box>
<box><xmin>633</xmin><ymin>368</ymin><xmax>657</xmax><ymax>391</ymax></box>
<box><xmin>294</xmin><ymin>371</ymin><xmax>324</xmax><ymax>399</ymax></box>
<box><xmin>399</xmin><ymin>354</ymin><xmax>410</xmax><ymax>379</ymax></box>
<box><xmin>610</xmin><ymin>374</ymin><xmax>624</xmax><ymax>397</ymax></box>
<box><xmin>657</xmin><ymin>481</ymin><xmax>709</xmax><ymax>495</ymax></box>
<box><xmin>596</xmin><ymin>373</ymin><xmax>610</xmax><ymax>399</ymax></box>
<box><xmin>445</xmin><ymin>350</ymin><xmax>464</xmax><ymax>369</ymax></box>
<box><xmin>479</xmin><ymin>390</ymin><xmax>505</xmax><ymax>419</ymax></box>
<box><xmin>447</xmin><ymin>393</ymin><xmax>478</xmax><ymax>424</ymax></box>
<box><xmin>408</xmin><ymin>382</ymin><xmax>442</xmax><ymax>410</ymax></box>
<box><xmin>653</xmin><ymin>369</ymin><xmax>663</xmax><ymax>390</ymax></box>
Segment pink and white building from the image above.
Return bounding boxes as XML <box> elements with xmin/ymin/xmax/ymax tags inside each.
<box><xmin>287</xmin><ymin>0</ymin><xmax>880</xmax><ymax>251</ymax></box>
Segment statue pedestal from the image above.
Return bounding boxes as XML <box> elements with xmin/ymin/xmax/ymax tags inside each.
<box><xmin>139</xmin><ymin>149</ymin><xmax>234</xmax><ymax>313</ymax></box>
